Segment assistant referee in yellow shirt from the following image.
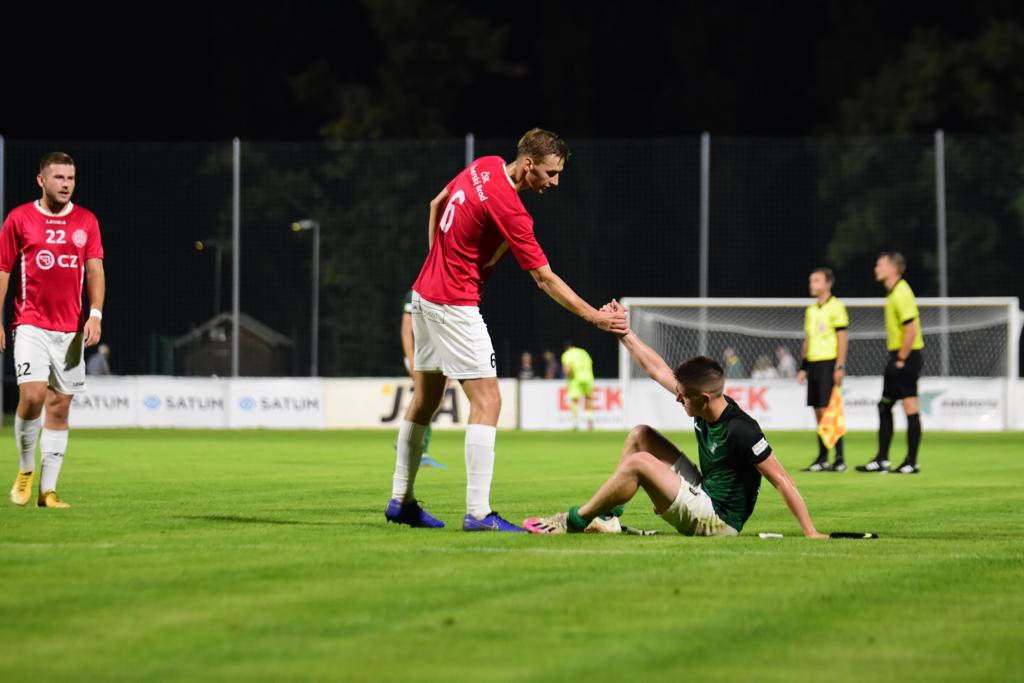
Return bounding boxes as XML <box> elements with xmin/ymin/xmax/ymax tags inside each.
<box><xmin>857</xmin><ymin>252</ymin><xmax>924</xmax><ymax>474</ymax></box>
<box><xmin>797</xmin><ymin>267</ymin><xmax>848</xmax><ymax>471</ymax></box>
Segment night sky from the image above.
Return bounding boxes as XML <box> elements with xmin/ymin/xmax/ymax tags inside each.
<box><xmin>4</xmin><ymin>1</ymin><xmax>1022</xmax><ymax>141</ymax></box>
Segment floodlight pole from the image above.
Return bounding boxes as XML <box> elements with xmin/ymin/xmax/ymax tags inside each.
<box><xmin>935</xmin><ymin>130</ymin><xmax>950</xmax><ymax>376</ymax></box>
<box><xmin>232</xmin><ymin>138</ymin><xmax>241</xmax><ymax>378</ymax></box>
<box><xmin>698</xmin><ymin>132</ymin><xmax>711</xmax><ymax>356</ymax></box>
<box><xmin>292</xmin><ymin>219</ymin><xmax>320</xmax><ymax>377</ymax></box>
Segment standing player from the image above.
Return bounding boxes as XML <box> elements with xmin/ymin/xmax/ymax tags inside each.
<box><xmin>386</xmin><ymin>128</ymin><xmax>627</xmax><ymax>531</ymax></box>
<box><xmin>561</xmin><ymin>341</ymin><xmax>594</xmax><ymax>431</ymax></box>
<box><xmin>400</xmin><ymin>289</ymin><xmax>443</xmax><ymax>468</ymax></box>
<box><xmin>525</xmin><ymin>301</ymin><xmax>825</xmax><ymax>538</ymax></box>
<box><xmin>797</xmin><ymin>267</ymin><xmax>849</xmax><ymax>472</ymax></box>
<box><xmin>857</xmin><ymin>252</ymin><xmax>924</xmax><ymax>474</ymax></box>
<box><xmin>2</xmin><ymin>153</ymin><xmax>105</xmax><ymax>508</ymax></box>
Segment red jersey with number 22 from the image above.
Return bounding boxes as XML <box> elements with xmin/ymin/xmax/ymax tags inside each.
<box><xmin>0</xmin><ymin>201</ymin><xmax>104</xmax><ymax>332</ymax></box>
<box><xmin>413</xmin><ymin>156</ymin><xmax>548</xmax><ymax>306</ymax></box>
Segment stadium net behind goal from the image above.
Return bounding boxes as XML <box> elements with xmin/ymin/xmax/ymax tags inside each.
<box><xmin>618</xmin><ymin>297</ymin><xmax>1021</xmax><ymax>382</ymax></box>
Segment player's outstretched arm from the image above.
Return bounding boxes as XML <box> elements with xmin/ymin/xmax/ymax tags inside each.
<box><xmin>528</xmin><ymin>265</ymin><xmax>626</xmax><ymax>334</ymax></box>
<box><xmin>602</xmin><ymin>299</ymin><xmax>677</xmax><ymax>393</ymax></box>
<box><xmin>755</xmin><ymin>455</ymin><xmax>827</xmax><ymax>538</ymax></box>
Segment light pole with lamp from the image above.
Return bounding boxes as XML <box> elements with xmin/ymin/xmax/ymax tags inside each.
<box><xmin>291</xmin><ymin>219</ymin><xmax>320</xmax><ymax>377</ymax></box>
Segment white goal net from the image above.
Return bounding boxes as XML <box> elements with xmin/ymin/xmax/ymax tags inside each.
<box><xmin>618</xmin><ymin>297</ymin><xmax>1021</xmax><ymax>429</ymax></box>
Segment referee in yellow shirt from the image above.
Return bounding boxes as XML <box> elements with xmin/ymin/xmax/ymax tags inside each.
<box><xmin>857</xmin><ymin>252</ymin><xmax>924</xmax><ymax>474</ymax></box>
<box><xmin>797</xmin><ymin>268</ymin><xmax>849</xmax><ymax>471</ymax></box>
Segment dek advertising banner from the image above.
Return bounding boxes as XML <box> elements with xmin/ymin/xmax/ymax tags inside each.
<box><xmin>518</xmin><ymin>379</ymin><xmax>625</xmax><ymax>430</ymax></box>
<box><xmin>623</xmin><ymin>377</ymin><xmax>1008</xmax><ymax>432</ymax></box>
<box><xmin>324</xmin><ymin>378</ymin><xmax>518</xmax><ymax>430</ymax></box>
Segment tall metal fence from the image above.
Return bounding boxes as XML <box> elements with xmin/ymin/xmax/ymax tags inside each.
<box><xmin>2</xmin><ymin>134</ymin><xmax>1022</xmax><ymax>390</ymax></box>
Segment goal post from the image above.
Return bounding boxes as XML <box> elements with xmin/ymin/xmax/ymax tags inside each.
<box><xmin>619</xmin><ymin>297</ymin><xmax>1021</xmax><ymax>431</ymax></box>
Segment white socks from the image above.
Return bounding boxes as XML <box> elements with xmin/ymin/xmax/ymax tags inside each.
<box><xmin>392</xmin><ymin>420</ymin><xmax>428</xmax><ymax>502</ymax></box>
<box><xmin>465</xmin><ymin>424</ymin><xmax>497</xmax><ymax>519</ymax></box>
<box><xmin>39</xmin><ymin>429</ymin><xmax>68</xmax><ymax>494</ymax></box>
<box><xmin>14</xmin><ymin>415</ymin><xmax>42</xmax><ymax>472</ymax></box>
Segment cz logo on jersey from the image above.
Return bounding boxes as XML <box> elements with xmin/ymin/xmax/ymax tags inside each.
<box><xmin>35</xmin><ymin>250</ymin><xmax>79</xmax><ymax>270</ymax></box>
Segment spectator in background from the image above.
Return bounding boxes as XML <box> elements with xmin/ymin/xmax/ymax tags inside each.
<box><xmin>775</xmin><ymin>346</ymin><xmax>798</xmax><ymax>378</ymax></box>
<box><xmin>86</xmin><ymin>343</ymin><xmax>112</xmax><ymax>375</ymax></box>
<box><xmin>751</xmin><ymin>355</ymin><xmax>779</xmax><ymax>379</ymax></box>
<box><xmin>542</xmin><ymin>350</ymin><xmax>561</xmax><ymax>379</ymax></box>
<box><xmin>518</xmin><ymin>351</ymin><xmax>536</xmax><ymax>379</ymax></box>
<box><xmin>722</xmin><ymin>347</ymin><xmax>746</xmax><ymax>379</ymax></box>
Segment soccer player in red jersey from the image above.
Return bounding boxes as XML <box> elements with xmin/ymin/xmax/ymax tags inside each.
<box><xmin>386</xmin><ymin>128</ymin><xmax>627</xmax><ymax>531</ymax></box>
<box><xmin>1</xmin><ymin>153</ymin><xmax>105</xmax><ymax>508</ymax></box>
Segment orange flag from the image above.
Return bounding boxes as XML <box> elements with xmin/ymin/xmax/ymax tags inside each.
<box><xmin>817</xmin><ymin>386</ymin><xmax>847</xmax><ymax>448</ymax></box>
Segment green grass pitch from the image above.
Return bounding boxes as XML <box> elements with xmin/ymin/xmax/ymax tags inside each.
<box><xmin>1</xmin><ymin>427</ymin><xmax>1022</xmax><ymax>682</ymax></box>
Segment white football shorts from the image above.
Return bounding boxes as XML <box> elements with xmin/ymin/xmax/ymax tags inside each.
<box><xmin>410</xmin><ymin>290</ymin><xmax>497</xmax><ymax>380</ymax></box>
<box><xmin>13</xmin><ymin>324</ymin><xmax>86</xmax><ymax>395</ymax></box>
<box><xmin>660</xmin><ymin>476</ymin><xmax>739</xmax><ymax>537</ymax></box>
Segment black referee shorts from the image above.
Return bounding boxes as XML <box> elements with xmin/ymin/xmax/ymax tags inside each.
<box><xmin>882</xmin><ymin>350</ymin><xmax>923</xmax><ymax>401</ymax></box>
<box><xmin>806</xmin><ymin>360</ymin><xmax>836</xmax><ymax>408</ymax></box>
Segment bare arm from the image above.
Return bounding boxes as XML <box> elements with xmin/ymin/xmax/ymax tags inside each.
<box><xmin>427</xmin><ymin>187</ymin><xmax>450</xmax><ymax>249</ymax></box>
<box><xmin>895</xmin><ymin>320</ymin><xmax>917</xmax><ymax>366</ymax></box>
<box><xmin>83</xmin><ymin>258</ymin><xmax>105</xmax><ymax>347</ymax></box>
<box><xmin>834</xmin><ymin>328</ymin><xmax>849</xmax><ymax>385</ymax></box>
<box><xmin>400</xmin><ymin>313</ymin><xmax>415</xmax><ymax>378</ymax></box>
<box><xmin>0</xmin><ymin>270</ymin><xmax>9</xmax><ymax>352</ymax></box>
<box><xmin>756</xmin><ymin>454</ymin><xmax>826</xmax><ymax>538</ymax></box>
<box><xmin>619</xmin><ymin>329</ymin><xmax>678</xmax><ymax>394</ymax></box>
<box><xmin>528</xmin><ymin>264</ymin><xmax>626</xmax><ymax>334</ymax></box>
<box><xmin>796</xmin><ymin>336</ymin><xmax>809</xmax><ymax>384</ymax></box>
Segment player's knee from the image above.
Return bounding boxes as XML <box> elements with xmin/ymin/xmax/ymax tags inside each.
<box><xmin>878</xmin><ymin>399</ymin><xmax>893</xmax><ymax>416</ymax></box>
<box><xmin>625</xmin><ymin>424</ymin><xmax>656</xmax><ymax>450</ymax></box>
<box><xmin>620</xmin><ymin>451</ymin><xmax>654</xmax><ymax>474</ymax></box>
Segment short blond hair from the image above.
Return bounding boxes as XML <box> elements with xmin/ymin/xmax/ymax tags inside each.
<box><xmin>516</xmin><ymin>128</ymin><xmax>570</xmax><ymax>162</ymax></box>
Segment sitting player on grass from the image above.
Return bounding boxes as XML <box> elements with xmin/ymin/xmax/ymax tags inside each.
<box><xmin>524</xmin><ymin>300</ymin><xmax>826</xmax><ymax>538</ymax></box>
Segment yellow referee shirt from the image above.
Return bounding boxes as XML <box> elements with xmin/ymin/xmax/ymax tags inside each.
<box><xmin>804</xmin><ymin>296</ymin><xmax>849</xmax><ymax>362</ymax></box>
<box><xmin>885</xmin><ymin>279</ymin><xmax>925</xmax><ymax>351</ymax></box>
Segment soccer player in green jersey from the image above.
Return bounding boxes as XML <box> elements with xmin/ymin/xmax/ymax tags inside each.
<box><xmin>561</xmin><ymin>341</ymin><xmax>594</xmax><ymax>431</ymax></box>
<box><xmin>525</xmin><ymin>301</ymin><xmax>825</xmax><ymax>538</ymax></box>
<box><xmin>797</xmin><ymin>268</ymin><xmax>849</xmax><ymax>472</ymax></box>
<box><xmin>857</xmin><ymin>252</ymin><xmax>925</xmax><ymax>474</ymax></box>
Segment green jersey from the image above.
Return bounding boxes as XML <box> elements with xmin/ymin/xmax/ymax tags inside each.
<box><xmin>693</xmin><ymin>396</ymin><xmax>773</xmax><ymax>532</ymax></box>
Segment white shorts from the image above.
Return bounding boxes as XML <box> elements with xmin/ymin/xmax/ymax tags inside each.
<box><xmin>411</xmin><ymin>291</ymin><xmax>496</xmax><ymax>380</ymax></box>
<box><xmin>13</xmin><ymin>325</ymin><xmax>86</xmax><ymax>395</ymax></box>
<box><xmin>661</xmin><ymin>476</ymin><xmax>739</xmax><ymax>537</ymax></box>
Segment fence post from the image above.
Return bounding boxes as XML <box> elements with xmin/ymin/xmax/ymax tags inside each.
<box><xmin>935</xmin><ymin>130</ymin><xmax>950</xmax><ymax>376</ymax></box>
<box><xmin>232</xmin><ymin>137</ymin><xmax>241</xmax><ymax>378</ymax></box>
<box><xmin>698</xmin><ymin>132</ymin><xmax>710</xmax><ymax>356</ymax></box>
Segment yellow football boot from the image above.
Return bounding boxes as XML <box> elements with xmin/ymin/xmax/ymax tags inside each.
<box><xmin>10</xmin><ymin>470</ymin><xmax>34</xmax><ymax>506</ymax></box>
<box><xmin>37</xmin><ymin>490</ymin><xmax>70</xmax><ymax>509</ymax></box>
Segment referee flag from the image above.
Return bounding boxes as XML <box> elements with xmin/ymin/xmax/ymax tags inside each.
<box><xmin>817</xmin><ymin>387</ymin><xmax>847</xmax><ymax>448</ymax></box>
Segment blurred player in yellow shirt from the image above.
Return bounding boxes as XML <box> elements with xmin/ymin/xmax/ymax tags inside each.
<box><xmin>561</xmin><ymin>342</ymin><xmax>594</xmax><ymax>431</ymax></box>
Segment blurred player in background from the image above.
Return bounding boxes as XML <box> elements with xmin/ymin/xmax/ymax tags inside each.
<box><xmin>797</xmin><ymin>267</ymin><xmax>849</xmax><ymax>472</ymax></box>
<box><xmin>1</xmin><ymin>153</ymin><xmax>105</xmax><ymax>508</ymax></box>
<box><xmin>561</xmin><ymin>341</ymin><xmax>594</xmax><ymax>431</ymax></box>
<box><xmin>387</xmin><ymin>128</ymin><xmax>627</xmax><ymax>531</ymax></box>
<box><xmin>400</xmin><ymin>290</ymin><xmax>443</xmax><ymax>468</ymax></box>
<box><xmin>525</xmin><ymin>300</ymin><xmax>825</xmax><ymax>538</ymax></box>
<box><xmin>858</xmin><ymin>252</ymin><xmax>924</xmax><ymax>474</ymax></box>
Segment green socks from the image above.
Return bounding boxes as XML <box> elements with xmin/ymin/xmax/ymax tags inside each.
<box><xmin>568</xmin><ymin>504</ymin><xmax>626</xmax><ymax>533</ymax></box>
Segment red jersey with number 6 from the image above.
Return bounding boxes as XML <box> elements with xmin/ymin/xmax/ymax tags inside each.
<box><xmin>413</xmin><ymin>156</ymin><xmax>548</xmax><ymax>306</ymax></box>
<box><xmin>0</xmin><ymin>201</ymin><xmax>104</xmax><ymax>332</ymax></box>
